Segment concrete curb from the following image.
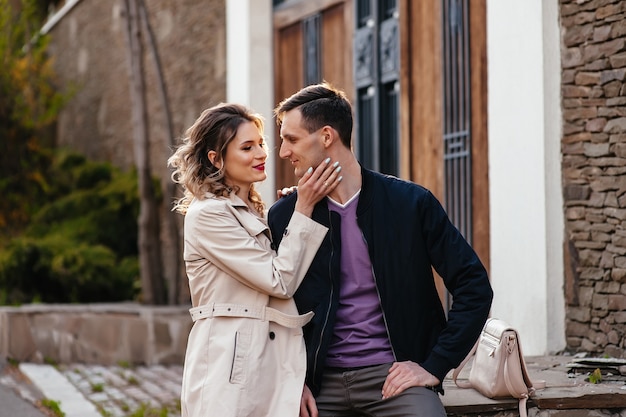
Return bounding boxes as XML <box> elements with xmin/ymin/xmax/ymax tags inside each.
<box><xmin>19</xmin><ymin>363</ymin><xmax>101</xmax><ymax>417</ymax></box>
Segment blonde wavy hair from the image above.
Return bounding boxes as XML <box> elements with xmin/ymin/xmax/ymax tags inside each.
<box><xmin>168</xmin><ymin>103</ymin><xmax>266</xmax><ymax>214</ymax></box>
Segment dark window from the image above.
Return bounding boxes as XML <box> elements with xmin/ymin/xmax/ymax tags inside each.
<box><xmin>303</xmin><ymin>14</ymin><xmax>321</xmax><ymax>85</ymax></box>
<box><xmin>442</xmin><ymin>0</ymin><xmax>472</xmax><ymax>243</ymax></box>
<box><xmin>353</xmin><ymin>0</ymin><xmax>399</xmax><ymax>176</ymax></box>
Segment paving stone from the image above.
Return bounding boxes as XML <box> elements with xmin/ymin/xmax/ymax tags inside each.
<box><xmin>99</xmin><ymin>367</ymin><xmax>129</xmax><ymax>386</ymax></box>
<box><xmin>11</xmin><ymin>356</ymin><xmax>626</xmax><ymax>416</ymax></box>
<box><xmin>19</xmin><ymin>364</ymin><xmax>101</xmax><ymax>417</ymax></box>
<box><xmin>106</xmin><ymin>387</ymin><xmax>127</xmax><ymax>400</ymax></box>
<box><xmin>101</xmin><ymin>405</ymin><xmax>126</xmax><ymax>417</ymax></box>
<box><xmin>49</xmin><ymin>363</ymin><xmax>183</xmax><ymax>416</ymax></box>
<box><xmin>140</xmin><ymin>379</ymin><xmax>169</xmax><ymax>398</ymax></box>
<box><xmin>87</xmin><ymin>392</ymin><xmax>108</xmax><ymax>402</ymax></box>
<box><xmin>124</xmin><ymin>385</ymin><xmax>154</xmax><ymax>404</ymax></box>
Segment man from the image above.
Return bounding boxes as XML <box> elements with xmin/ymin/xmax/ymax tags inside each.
<box><xmin>268</xmin><ymin>82</ymin><xmax>493</xmax><ymax>417</ymax></box>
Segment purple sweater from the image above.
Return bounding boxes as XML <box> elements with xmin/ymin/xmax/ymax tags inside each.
<box><xmin>325</xmin><ymin>192</ymin><xmax>395</xmax><ymax>368</ymax></box>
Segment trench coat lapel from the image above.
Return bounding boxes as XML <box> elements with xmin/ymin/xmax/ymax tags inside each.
<box><xmin>225</xmin><ymin>193</ymin><xmax>270</xmax><ymax>241</ymax></box>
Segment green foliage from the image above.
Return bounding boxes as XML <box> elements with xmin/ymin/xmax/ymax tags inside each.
<box><xmin>40</xmin><ymin>398</ymin><xmax>65</xmax><ymax>417</ymax></box>
<box><xmin>43</xmin><ymin>356</ymin><xmax>57</xmax><ymax>365</ymax></box>
<box><xmin>588</xmin><ymin>368</ymin><xmax>603</xmax><ymax>384</ymax></box>
<box><xmin>0</xmin><ymin>150</ymin><xmax>141</xmax><ymax>304</ymax></box>
<box><xmin>128</xmin><ymin>403</ymin><xmax>170</xmax><ymax>417</ymax></box>
<box><xmin>0</xmin><ymin>0</ymin><xmax>71</xmax><ymax>235</ymax></box>
<box><xmin>0</xmin><ymin>0</ymin><xmax>65</xmax><ymax>129</ymax></box>
<box><xmin>0</xmin><ymin>0</ymin><xmax>135</xmax><ymax>305</ymax></box>
<box><xmin>117</xmin><ymin>360</ymin><xmax>132</xmax><ymax>369</ymax></box>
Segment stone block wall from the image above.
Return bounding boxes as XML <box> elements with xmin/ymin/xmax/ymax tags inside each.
<box><xmin>561</xmin><ymin>0</ymin><xmax>626</xmax><ymax>356</ymax></box>
<box><xmin>0</xmin><ymin>304</ymin><xmax>192</xmax><ymax>365</ymax></box>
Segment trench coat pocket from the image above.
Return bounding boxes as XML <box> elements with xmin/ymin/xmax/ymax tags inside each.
<box><xmin>229</xmin><ymin>330</ymin><xmax>251</xmax><ymax>384</ymax></box>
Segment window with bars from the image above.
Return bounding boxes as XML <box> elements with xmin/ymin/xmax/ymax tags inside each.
<box><xmin>442</xmin><ymin>0</ymin><xmax>473</xmax><ymax>243</ymax></box>
<box><xmin>353</xmin><ymin>0</ymin><xmax>400</xmax><ymax>176</ymax></box>
<box><xmin>303</xmin><ymin>14</ymin><xmax>321</xmax><ymax>85</ymax></box>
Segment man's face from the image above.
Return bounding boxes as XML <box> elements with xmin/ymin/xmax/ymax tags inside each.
<box><xmin>279</xmin><ymin>109</ymin><xmax>327</xmax><ymax>178</ymax></box>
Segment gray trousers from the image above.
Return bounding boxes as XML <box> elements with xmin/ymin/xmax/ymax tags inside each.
<box><xmin>315</xmin><ymin>363</ymin><xmax>447</xmax><ymax>417</ymax></box>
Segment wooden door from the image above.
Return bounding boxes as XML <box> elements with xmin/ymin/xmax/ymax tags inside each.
<box><xmin>273</xmin><ymin>0</ymin><xmax>354</xmax><ymax>189</ymax></box>
<box><xmin>400</xmin><ymin>0</ymin><xmax>489</xmax><ymax>303</ymax></box>
<box><xmin>272</xmin><ymin>0</ymin><xmax>489</xmax><ymax>282</ymax></box>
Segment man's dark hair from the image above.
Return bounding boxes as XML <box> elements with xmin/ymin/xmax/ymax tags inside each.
<box><xmin>274</xmin><ymin>82</ymin><xmax>353</xmax><ymax>148</ymax></box>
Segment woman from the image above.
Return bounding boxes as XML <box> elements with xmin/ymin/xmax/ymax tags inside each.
<box><xmin>168</xmin><ymin>103</ymin><xmax>341</xmax><ymax>417</ymax></box>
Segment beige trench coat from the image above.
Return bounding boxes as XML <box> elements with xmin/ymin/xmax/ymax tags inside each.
<box><xmin>180</xmin><ymin>193</ymin><xmax>328</xmax><ymax>417</ymax></box>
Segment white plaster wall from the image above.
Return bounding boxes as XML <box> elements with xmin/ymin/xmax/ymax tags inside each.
<box><xmin>226</xmin><ymin>0</ymin><xmax>276</xmax><ymax>205</ymax></box>
<box><xmin>487</xmin><ymin>0</ymin><xmax>565</xmax><ymax>355</ymax></box>
<box><xmin>542</xmin><ymin>0</ymin><xmax>566</xmax><ymax>356</ymax></box>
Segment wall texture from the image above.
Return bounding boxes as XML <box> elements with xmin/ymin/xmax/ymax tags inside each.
<box><xmin>47</xmin><ymin>0</ymin><xmax>226</xmax><ymax>172</ymax></box>
<box><xmin>0</xmin><ymin>304</ymin><xmax>191</xmax><ymax>365</ymax></box>
<box><xmin>45</xmin><ymin>0</ymin><xmax>227</xmax><ymax>303</ymax></box>
<box><xmin>561</xmin><ymin>0</ymin><xmax>626</xmax><ymax>356</ymax></box>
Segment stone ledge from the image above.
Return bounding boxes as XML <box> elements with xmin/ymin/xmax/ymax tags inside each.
<box><xmin>0</xmin><ymin>303</ymin><xmax>190</xmax><ymax>314</ymax></box>
<box><xmin>0</xmin><ymin>303</ymin><xmax>192</xmax><ymax>366</ymax></box>
<box><xmin>443</xmin><ymin>355</ymin><xmax>626</xmax><ymax>415</ymax></box>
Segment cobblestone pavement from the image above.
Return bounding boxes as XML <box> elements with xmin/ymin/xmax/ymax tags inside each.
<box><xmin>59</xmin><ymin>364</ymin><xmax>183</xmax><ymax>417</ymax></box>
<box><xmin>1</xmin><ymin>363</ymin><xmax>183</xmax><ymax>417</ymax></box>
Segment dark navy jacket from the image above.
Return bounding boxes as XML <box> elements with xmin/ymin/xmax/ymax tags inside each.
<box><xmin>268</xmin><ymin>167</ymin><xmax>493</xmax><ymax>396</ymax></box>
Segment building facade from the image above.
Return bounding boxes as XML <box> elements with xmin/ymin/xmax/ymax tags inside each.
<box><xmin>45</xmin><ymin>0</ymin><xmax>626</xmax><ymax>357</ymax></box>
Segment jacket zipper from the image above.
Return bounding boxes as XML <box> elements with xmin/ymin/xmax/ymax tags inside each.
<box><xmin>361</xmin><ymin>229</ymin><xmax>397</xmax><ymax>361</ymax></box>
<box><xmin>312</xmin><ymin>210</ymin><xmax>335</xmax><ymax>380</ymax></box>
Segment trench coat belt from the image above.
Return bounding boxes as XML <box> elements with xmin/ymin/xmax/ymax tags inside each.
<box><xmin>189</xmin><ymin>303</ymin><xmax>314</xmax><ymax>329</ymax></box>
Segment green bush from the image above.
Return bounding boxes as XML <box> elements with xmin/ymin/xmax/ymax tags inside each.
<box><xmin>0</xmin><ymin>0</ymin><xmax>70</xmax><ymax>235</ymax></box>
<box><xmin>0</xmin><ymin>150</ymin><xmax>141</xmax><ymax>304</ymax></box>
<box><xmin>0</xmin><ymin>1</ymin><xmax>131</xmax><ymax>304</ymax></box>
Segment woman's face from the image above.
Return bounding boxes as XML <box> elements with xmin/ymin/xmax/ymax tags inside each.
<box><xmin>220</xmin><ymin>121</ymin><xmax>267</xmax><ymax>192</ymax></box>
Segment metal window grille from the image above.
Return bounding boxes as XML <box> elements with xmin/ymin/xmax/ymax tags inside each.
<box><xmin>303</xmin><ymin>14</ymin><xmax>321</xmax><ymax>85</ymax></box>
<box><xmin>442</xmin><ymin>0</ymin><xmax>472</xmax><ymax>243</ymax></box>
<box><xmin>354</xmin><ymin>0</ymin><xmax>399</xmax><ymax>176</ymax></box>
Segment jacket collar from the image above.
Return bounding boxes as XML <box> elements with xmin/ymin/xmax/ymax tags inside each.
<box><xmin>226</xmin><ymin>192</ymin><xmax>269</xmax><ymax>236</ymax></box>
<box><xmin>227</xmin><ymin>192</ymin><xmax>248</xmax><ymax>208</ymax></box>
<box><xmin>203</xmin><ymin>191</ymin><xmax>253</xmax><ymax>209</ymax></box>
<box><xmin>357</xmin><ymin>165</ymin><xmax>374</xmax><ymax>215</ymax></box>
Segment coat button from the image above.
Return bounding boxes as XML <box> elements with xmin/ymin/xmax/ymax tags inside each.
<box><xmin>269</xmin><ymin>331</ymin><xmax>276</xmax><ymax>340</ymax></box>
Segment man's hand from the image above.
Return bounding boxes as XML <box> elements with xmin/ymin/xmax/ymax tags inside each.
<box><xmin>381</xmin><ymin>361</ymin><xmax>440</xmax><ymax>399</ymax></box>
<box><xmin>300</xmin><ymin>384</ymin><xmax>318</xmax><ymax>417</ymax></box>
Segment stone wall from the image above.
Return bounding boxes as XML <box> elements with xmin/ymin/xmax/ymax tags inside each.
<box><xmin>0</xmin><ymin>304</ymin><xmax>192</xmax><ymax>365</ymax></box>
<box><xmin>561</xmin><ymin>0</ymin><xmax>626</xmax><ymax>356</ymax></box>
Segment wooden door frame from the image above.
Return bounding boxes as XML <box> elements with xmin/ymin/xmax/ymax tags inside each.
<box><xmin>399</xmin><ymin>0</ymin><xmax>489</xmax><ymax>303</ymax></box>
